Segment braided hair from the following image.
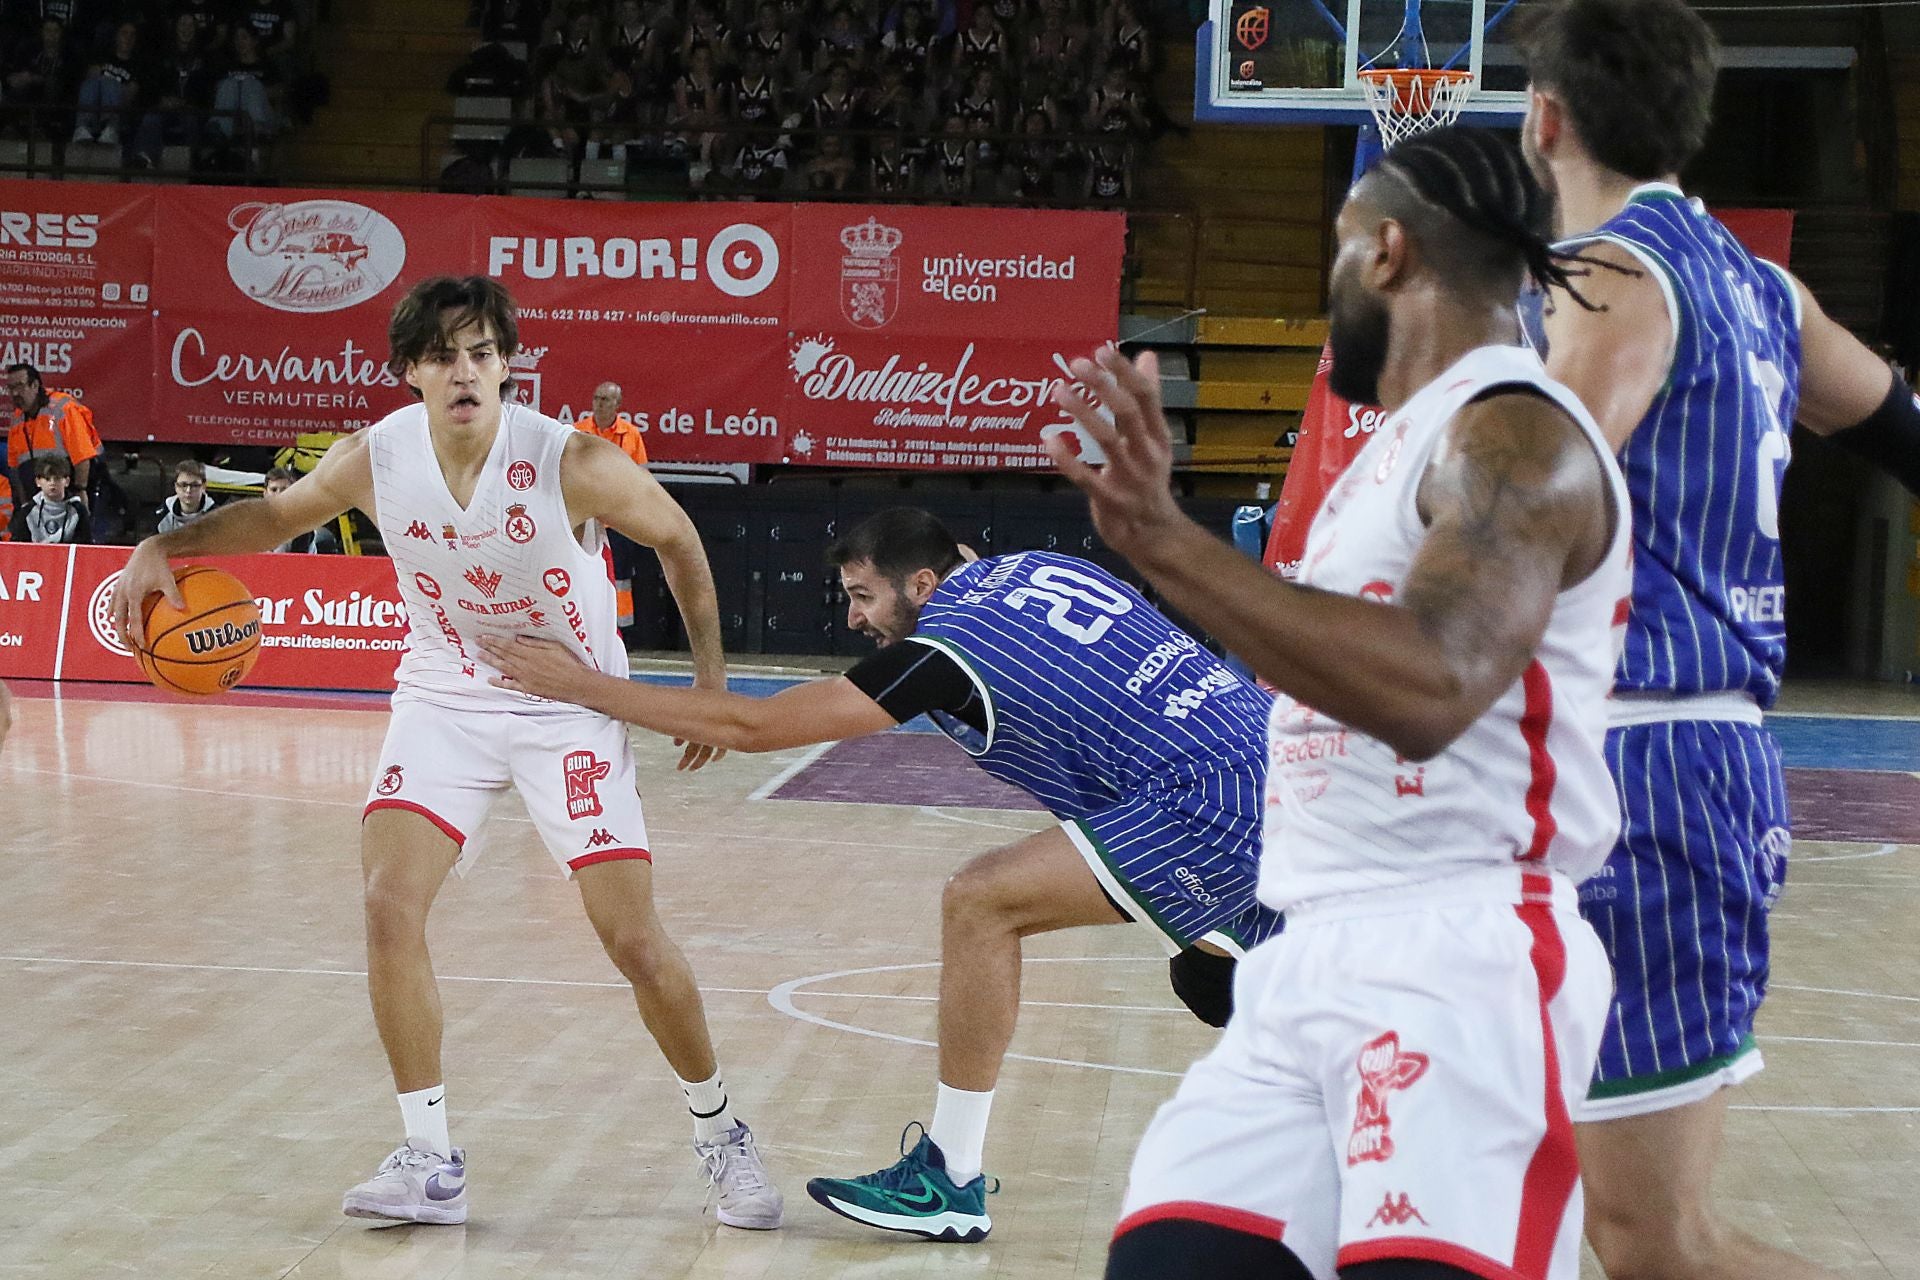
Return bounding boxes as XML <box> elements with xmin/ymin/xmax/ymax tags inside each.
<box><xmin>1367</xmin><ymin>125</ymin><xmax>1621</xmax><ymax>311</ymax></box>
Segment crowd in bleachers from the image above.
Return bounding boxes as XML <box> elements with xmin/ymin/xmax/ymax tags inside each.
<box><xmin>0</xmin><ymin>0</ymin><xmax>313</xmax><ymax>171</ymax></box>
<box><xmin>447</xmin><ymin>0</ymin><xmax>1162</xmax><ymax>201</ymax></box>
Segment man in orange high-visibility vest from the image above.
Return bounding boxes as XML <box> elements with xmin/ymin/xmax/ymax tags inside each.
<box><xmin>7</xmin><ymin>363</ymin><xmax>101</xmax><ymax>510</ymax></box>
<box><xmin>572</xmin><ymin>381</ymin><xmax>646</xmax><ymax>631</ymax></box>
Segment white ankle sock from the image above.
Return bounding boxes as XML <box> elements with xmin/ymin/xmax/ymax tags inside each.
<box><xmin>679</xmin><ymin>1070</ymin><xmax>736</xmax><ymax>1143</ymax></box>
<box><xmin>930</xmin><ymin>1083</ymin><xmax>994</xmax><ymax>1185</ymax></box>
<box><xmin>398</xmin><ymin>1085</ymin><xmax>450</xmax><ymax>1159</ymax></box>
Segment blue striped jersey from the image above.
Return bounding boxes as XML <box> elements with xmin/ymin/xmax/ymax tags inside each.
<box><xmin>1559</xmin><ymin>184</ymin><xmax>1803</xmax><ymax>706</ymax></box>
<box><xmin>908</xmin><ymin>552</ymin><xmax>1272</xmax><ymax>817</ymax></box>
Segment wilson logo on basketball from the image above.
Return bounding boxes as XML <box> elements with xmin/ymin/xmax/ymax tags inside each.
<box><xmin>563</xmin><ymin>751</ymin><xmax>612</xmax><ymax>820</ymax></box>
<box><xmin>404</xmin><ymin>520</ymin><xmax>433</xmax><ymax>541</ymax></box>
<box><xmin>507</xmin><ymin>460</ymin><xmax>537</xmax><ymax>490</ymax></box>
<box><xmin>183</xmin><ymin>619</ymin><xmax>260</xmax><ymax>655</ymax></box>
<box><xmin>505</xmin><ymin>503</ymin><xmax>536</xmax><ymax>544</ymax></box>
<box><xmin>464</xmin><ymin>565</ymin><xmax>503</xmax><ymax>599</ymax></box>
<box><xmin>543</xmin><ymin>568</ymin><xmax>571</xmax><ymax>597</ymax></box>
<box><xmin>377</xmin><ymin>765</ymin><xmax>404</xmax><ymax>796</ymax></box>
<box><xmin>225</xmin><ymin>199</ymin><xmax>406</xmax><ymax>313</ymax></box>
<box><xmin>1234</xmin><ymin>6</ymin><xmax>1269</xmax><ymax>49</ymax></box>
<box><xmin>1349</xmin><ymin>1031</ymin><xmax>1429</xmax><ymax>1166</ymax></box>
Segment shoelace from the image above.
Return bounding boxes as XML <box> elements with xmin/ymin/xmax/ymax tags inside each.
<box><xmin>703</xmin><ymin>1132</ymin><xmax>770</xmax><ymax>1195</ymax></box>
<box><xmin>378</xmin><ymin>1145</ymin><xmax>439</xmax><ymax>1177</ymax></box>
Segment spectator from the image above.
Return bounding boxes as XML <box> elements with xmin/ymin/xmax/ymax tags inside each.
<box><xmin>1027</xmin><ymin>6</ymin><xmax>1077</xmax><ymax>79</ymax></box>
<box><xmin>538</xmin><ymin>11</ymin><xmax>610</xmax><ymax>151</ymax></box>
<box><xmin>173</xmin><ymin>0</ymin><xmax>231</xmax><ymax>47</ymax></box>
<box><xmin>801</xmin><ymin>129</ymin><xmax>853</xmax><ymax>190</ymax></box>
<box><xmin>732</xmin><ymin>44</ymin><xmax>781</xmax><ymax>129</ymax></box>
<box><xmin>814</xmin><ymin>5</ymin><xmax>869</xmax><ymax>74</ymax></box>
<box><xmin>446</xmin><ymin>28</ymin><xmax>531</xmax><ymax>99</ymax></box>
<box><xmin>680</xmin><ymin>3</ymin><xmax>733</xmax><ymax>73</ymax></box>
<box><xmin>6</xmin><ymin>19</ymin><xmax>75</xmax><ymax>135</ymax></box>
<box><xmin>1005</xmin><ymin>107</ymin><xmax>1064</xmax><ymax>200</ymax></box>
<box><xmin>9</xmin><ymin>456</ymin><xmax>91</xmax><ymax>545</ymax></box>
<box><xmin>879</xmin><ymin>2</ymin><xmax>936</xmax><ymax>87</ymax></box>
<box><xmin>134</xmin><ymin>12</ymin><xmax>214</xmax><ymax>165</ymax></box>
<box><xmin>729</xmin><ymin>125</ymin><xmax>789</xmax><ymax>189</ymax></box>
<box><xmin>1087</xmin><ymin>61</ymin><xmax>1148</xmax><ymax>135</ymax></box>
<box><xmin>807</xmin><ymin>59</ymin><xmax>860</xmax><ymax>129</ymax></box>
<box><xmin>926</xmin><ymin>112</ymin><xmax>971</xmax><ymax>197</ymax></box>
<box><xmin>667</xmin><ymin>42</ymin><xmax>727</xmax><ymax>173</ymax></box>
<box><xmin>606</xmin><ymin>0</ymin><xmax>664</xmax><ymax>79</ymax></box>
<box><xmin>868</xmin><ymin>130</ymin><xmax>915</xmax><ymax>195</ymax></box>
<box><xmin>742</xmin><ymin>2</ymin><xmax>792</xmax><ymax>79</ymax></box>
<box><xmin>233</xmin><ymin>0</ymin><xmax>298</xmax><ymax>73</ymax></box>
<box><xmin>5</xmin><ymin>363</ymin><xmax>100</xmax><ymax>508</ymax></box>
<box><xmin>73</xmin><ymin>18</ymin><xmax>140</xmax><ymax>146</ymax></box>
<box><xmin>863</xmin><ymin>61</ymin><xmax>916</xmax><ymax>131</ymax></box>
<box><xmin>209</xmin><ymin>25</ymin><xmax>283</xmax><ymax>144</ymax></box>
<box><xmin>1011</xmin><ymin>65</ymin><xmax>1061</xmax><ymax>130</ymax></box>
<box><xmin>157</xmin><ymin>459</ymin><xmax>216</xmax><ymax>532</ymax></box>
<box><xmin>573</xmin><ymin>382</ymin><xmax>648</xmax><ymax>464</ymax></box>
<box><xmin>1083</xmin><ymin>137</ymin><xmax>1129</xmax><ymax>202</ymax></box>
<box><xmin>587</xmin><ymin>66</ymin><xmax>649</xmax><ymax>160</ymax></box>
<box><xmin>1108</xmin><ymin>0</ymin><xmax>1152</xmax><ymax>77</ymax></box>
<box><xmin>949</xmin><ymin>63</ymin><xmax>998</xmax><ymax>132</ymax></box>
<box><xmin>951</xmin><ymin>4</ymin><xmax>1006</xmax><ymax>75</ymax></box>
<box><xmin>264</xmin><ymin>467</ymin><xmax>339</xmax><ymax>552</ymax></box>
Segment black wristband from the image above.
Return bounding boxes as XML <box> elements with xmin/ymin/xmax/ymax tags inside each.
<box><xmin>1829</xmin><ymin>369</ymin><xmax>1920</xmax><ymax>497</ymax></box>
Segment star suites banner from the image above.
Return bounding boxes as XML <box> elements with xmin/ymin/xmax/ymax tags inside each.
<box><xmin>0</xmin><ymin>179</ymin><xmax>1124</xmax><ymax>470</ymax></box>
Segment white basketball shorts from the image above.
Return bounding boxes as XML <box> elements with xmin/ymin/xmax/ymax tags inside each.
<box><xmin>362</xmin><ymin>690</ymin><xmax>652</xmax><ymax>877</ymax></box>
<box><xmin>1115</xmin><ymin>868</ymin><xmax>1611</xmax><ymax>1280</ymax></box>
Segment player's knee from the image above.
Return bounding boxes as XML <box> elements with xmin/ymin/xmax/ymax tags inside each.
<box><xmin>602</xmin><ymin>921</ymin><xmax>672</xmax><ymax>985</ymax></box>
<box><xmin>1168</xmin><ymin>946</ymin><xmax>1236</xmax><ymax>1027</ymax></box>
<box><xmin>941</xmin><ymin>861</ymin><xmax>1015</xmax><ymax>931</ymax></box>
<box><xmin>361</xmin><ymin>873</ymin><xmax>432</xmax><ymax>946</ymax></box>
<box><xmin>1106</xmin><ymin>1216</ymin><xmax>1312</xmax><ymax>1280</ymax></box>
<box><xmin>1585</xmin><ymin>1197</ymin><xmax>1721</xmax><ymax>1280</ymax></box>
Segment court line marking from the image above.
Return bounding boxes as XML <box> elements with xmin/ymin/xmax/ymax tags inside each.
<box><xmin>747</xmin><ymin>742</ymin><xmax>834</xmax><ymax>802</ymax></box>
<box><xmin>1773</xmin><ymin>982</ymin><xmax>1920</xmax><ymax>1005</ymax></box>
<box><xmin>768</xmin><ymin>959</ymin><xmax>1185</xmax><ymax>1079</ymax></box>
<box><xmin>1796</xmin><ymin>843</ymin><xmax>1901</xmax><ymax>864</ymax></box>
<box><xmin>917</xmin><ymin>806</ymin><xmax>1050</xmax><ymax>833</ymax></box>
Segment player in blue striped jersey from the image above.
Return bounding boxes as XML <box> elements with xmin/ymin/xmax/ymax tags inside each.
<box><xmin>481</xmin><ymin>507</ymin><xmax>1279</xmax><ymax>1243</ymax></box>
<box><xmin>1519</xmin><ymin>1</ymin><xmax>1920</xmax><ymax>1276</ymax></box>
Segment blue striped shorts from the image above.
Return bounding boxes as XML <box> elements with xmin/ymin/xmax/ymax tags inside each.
<box><xmin>1064</xmin><ymin>776</ymin><xmax>1284</xmax><ymax>958</ymax></box>
<box><xmin>1578</xmin><ymin>718</ymin><xmax>1789</xmax><ymax>1118</ymax></box>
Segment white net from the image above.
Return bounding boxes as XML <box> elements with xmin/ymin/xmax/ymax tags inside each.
<box><xmin>1359</xmin><ymin>71</ymin><xmax>1477</xmax><ymax>148</ymax></box>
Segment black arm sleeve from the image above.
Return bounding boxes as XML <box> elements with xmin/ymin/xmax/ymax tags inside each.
<box><xmin>1827</xmin><ymin>369</ymin><xmax>1920</xmax><ymax>498</ymax></box>
<box><xmin>844</xmin><ymin>639</ymin><xmax>985</xmax><ymax>729</ymax></box>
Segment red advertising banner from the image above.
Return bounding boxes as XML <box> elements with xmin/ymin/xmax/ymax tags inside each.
<box><xmin>0</xmin><ymin>543</ymin><xmax>407</xmax><ymax>691</ymax></box>
<box><xmin>0</xmin><ymin>178</ymin><xmax>1124</xmax><ymax>469</ymax></box>
<box><xmin>0</xmin><ymin>184</ymin><xmax>154</xmax><ymax>439</ymax></box>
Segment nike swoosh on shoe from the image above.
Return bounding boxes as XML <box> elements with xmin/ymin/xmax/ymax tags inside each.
<box><xmin>425</xmin><ymin>1172</ymin><xmax>465</xmax><ymax>1201</ymax></box>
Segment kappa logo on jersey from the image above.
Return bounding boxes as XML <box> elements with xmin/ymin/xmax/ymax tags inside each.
<box><xmin>1365</xmin><ymin>1192</ymin><xmax>1428</xmax><ymax>1228</ymax></box>
<box><xmin>563</xmin><ymin>751</ymin><xmax>612</xmax><ymax>820</ymax></box>
<box><xmin>464</xmin><ymin>565</ymin><xmax>503</xmax><ymax>599</ymax></box>
<box><xmin>505</xmin><ymin>503</ymin><xmax>536</xmax><ymax>544</ymax></box>
<box><xmin>543</xmin><ymin>568</ymin><xmax>571</xmax><ymax>597</ymax></box>
<box><xmin>404</xmin><ymin>520</ymin><xmax>433</xmax><ymax>541</ymax></box>
<box><xmin>507</xmin><ymin>459</ymin><xmax>537</xmax><ymax>491</ymax></box>
<box><xmin>376</xmin><ymin>765</ymin><xmax>404</xmax><ymax>796</ymax></box>
<box><xmin>586</xmin><ymin>828</ymin><xmax>616</xmax><ymax>848</ymax></box>
<box><xmin>414</xmin><ymin>573</ymin><xmax>442</xmax><ymax>600</ymax></box>
<box><xmin>1348</xmin><ymin>1031</ymin><xmax>1430</xmax><ymax>1165</ymax></box>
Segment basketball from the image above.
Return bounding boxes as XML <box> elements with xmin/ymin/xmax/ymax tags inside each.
<box><xmin>135</xmin><ymin>566</ymin><xmax>263</xmax><ymax>697</ymax></box>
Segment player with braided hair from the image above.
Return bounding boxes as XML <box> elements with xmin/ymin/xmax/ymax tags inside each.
<box><xmin>1051</xmin><ymin>125</ymin><xmax>1631</xmax><ymax>1280</ymax></box>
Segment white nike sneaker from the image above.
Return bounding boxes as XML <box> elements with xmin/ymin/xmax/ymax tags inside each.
<box><xmin>694</xmin><ymin>1123</ymin><xmax>784</xmax><ymax>1229</ymax></box>
<box><xmin>342</xmin><ymin>1137</ymin><xmax>468</xmax><ymax>1226</ymax></box>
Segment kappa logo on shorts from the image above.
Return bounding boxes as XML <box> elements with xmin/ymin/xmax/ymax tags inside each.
<box><xmin>1365</xmin><ymin>1192</ymin><xmax>1428</xmax><ymax>1228</ymax></box>
<box><xmin>1348</xmin><ymin>1031</ymin><xmax>1430</xmax><ymax>1166</ymax></box>
<box><xmin>586</xmin><ymin>828</ymin><xmax>616</xmax><ymax>848</ymax></box>
<box><xmin>505</xmin><ymin>503</ymin><xmax>537</xmax><ymax>544</ymax></box>
<box><xmin>376</xmin><ymin>765</ymin><xmax>404</xmax><ymax>796</ymax></box>
<box><xmin>564</xmin><ymin>751</ymin><xmax>613</xmax><ymax>820</ymax></box>
<box><xmin>404</xmin><ymin>520</ymin><xmax>433</xmax><ymax>541</ymax></box>
<box><xmin>507</xmin><ymin>459</ymin><xmax>537</xmax><ymax>491</ymax></box>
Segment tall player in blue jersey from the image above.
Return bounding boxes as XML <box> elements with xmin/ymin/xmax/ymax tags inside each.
<box><xmin>1519</xmin><ymin>1</ymin><xmax>1920</xmax><ymax>1276</ymax></box>
<box><xmin>480</xmin><ymin>507</ymin><xmax>1280</xmax><ymax>1243</ymax></box>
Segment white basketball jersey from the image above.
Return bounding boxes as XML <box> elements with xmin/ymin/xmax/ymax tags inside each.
<box><xmin>1259</xmin><ymin>345</ymin><xmax>1632</xmax><ymax>912</ymax></box>
<box><xmin>368</xmin><ymin>401</ymin><xmax>626</xmax><ymax>713</ymax></box>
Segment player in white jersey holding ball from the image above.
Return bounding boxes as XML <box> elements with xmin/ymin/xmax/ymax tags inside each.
<box><xmin>109</xmin><ymin>276</ymin><xmax>783</xmax><ymax>1231</ymax></box>
<box><xmin>1052</xmin><ymin>126</ymin><xmax>1630</xmax><ymax>1280</ymax></box>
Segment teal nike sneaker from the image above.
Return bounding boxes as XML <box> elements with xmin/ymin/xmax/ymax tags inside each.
<box><xmin>805</xmin><ymin>1123</ymin><xmax>997</xmax><ymax>1242</ymax></box>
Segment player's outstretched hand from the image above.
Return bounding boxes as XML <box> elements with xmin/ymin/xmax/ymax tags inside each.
<box><xmin>110</xmin><ymin>541</ymin><xmax>185</xmax><ymax>651</ymax></box>
<box><xmin>1047</xmin><ymin>347</ymin><xmax>1186</xmax><ymax>559</ymax></box>
<box><xmin>481</xmin><ymin>634</ymin><xmax>595</xmax><ymax>704</ymax></box>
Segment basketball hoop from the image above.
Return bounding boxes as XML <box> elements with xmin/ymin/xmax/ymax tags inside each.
<box><xmin>1358</xmin><ymin>68</ymin><xmax>1476</xmax><ymax>147</ymax></box>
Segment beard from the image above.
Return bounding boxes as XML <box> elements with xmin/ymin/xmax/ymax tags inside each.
<box><xmin>1327</xmin><ymin>283</ymin><xmax>1391</xmax><ymax>406</ymax></box>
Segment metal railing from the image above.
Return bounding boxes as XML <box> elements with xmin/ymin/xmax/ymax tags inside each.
<box><xmin>0</xmin><ymin>103</ymin><xmax>266</xmax><ymax>182</ymax></box>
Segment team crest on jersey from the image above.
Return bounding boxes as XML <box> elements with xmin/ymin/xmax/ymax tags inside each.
<box><xmin>543</xmin><ymin>568</ymin><xmax>571</xmax><ymax>597</ymax></box>
<box><xmin>376</xmin><ymin>765</ymin><xmax>404</xmax><ymax>796</ymax></box>
<box><xmin>505</xmin><ymin>503</ymin><xmax>536</xmax><ymax>544</ymax></box>
<box><xmin>404</xmin><ymin>520</ymin><xmax>433</xmax><ymax>541</ymax></box>
<box><xmin>414</xmin><ymin>573</ymin><xmax>442</xmax><ymax>600</ymax></box>
<box><xmin>563</xmin><ymin>750</ymin><xmax>612</xmax><ymax>820</ymax></box>
<box><xmin>441</xmin><ymin>523</ymin><xmax>459</xmax><ymax>549</ymax></box>
<box><xmin>1373</xmin><ymin>422</ymin><xmax>1410</xmax><ymax>484</ymax></box>
<box><xmin>1349</xmin><ymin>1031</ymin><xmax>1429</xmax><ymax>1165</ymax></box>
<box><xmin>464</xmin><ymin>565</ymin><xmax>503</xmax><ymax>599</ymax></box>
<box><xmin>507</xmin><ymin>460</ymin><xmax>537</xmax><ymax>491</ymax></box>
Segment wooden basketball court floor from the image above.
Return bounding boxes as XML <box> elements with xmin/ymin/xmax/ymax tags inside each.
<box><xmin>6</xmin><ymin>671</ymin><xmax>1920</xmax><ymax>1279</ymax></box>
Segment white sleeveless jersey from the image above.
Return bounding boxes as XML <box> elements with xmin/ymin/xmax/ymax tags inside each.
<box><xmin>1259</xmin><ymin>345</ymin><xmax>1632</xmax><ymax>912</ymax></box>
<box><xmin>368</xmin><ymin>401</ymin><xmax>626</xmax><ymax>713</ymax></box>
